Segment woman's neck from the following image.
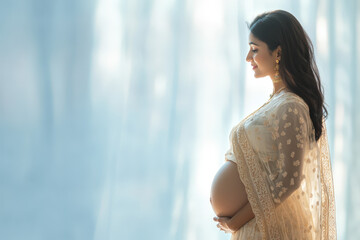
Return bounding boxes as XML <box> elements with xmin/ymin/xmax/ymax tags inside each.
<box><xmin>272</xmin><ymin>81</ymin><xmax>287</xmax><ymax>95</ymax></box>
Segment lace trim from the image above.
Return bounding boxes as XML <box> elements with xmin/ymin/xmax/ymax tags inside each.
<box><xmin>319</xmin><ymin>124</ymin><xmax>337</xmax><ymax>240</ymax></box>
<box><xmin>230</xmin><ymin>93</ymin><xmax>336</xmax><ymax>239</ymax></box>
<box><xmin>233</xmin><ymin>123</ymin><xmax>281</xmax><ymax>239</ymax></box>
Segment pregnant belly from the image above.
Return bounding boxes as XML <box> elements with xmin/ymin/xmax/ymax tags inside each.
<box><xmin>210</xmin><ymin>160</ymin><xmax>248</xmax><ymax>217</ymax></box>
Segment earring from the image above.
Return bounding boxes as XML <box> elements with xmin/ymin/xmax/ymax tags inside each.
<box><xmin>273</xmin><ymin>59</ymin><xmax>281</xmax><ymax>83</ymax></box>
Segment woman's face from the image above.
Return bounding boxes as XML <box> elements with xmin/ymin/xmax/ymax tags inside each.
<box><xmin>246</xmin><ymin>33</ymin><xmax>279</xmax><ymax>79</ymax></box>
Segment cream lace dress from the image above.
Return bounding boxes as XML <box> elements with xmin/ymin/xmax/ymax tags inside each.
<box><xmin>225</xmin><ymin>90</ymin><xmax>336</xmax><ymax>240</ymax></box>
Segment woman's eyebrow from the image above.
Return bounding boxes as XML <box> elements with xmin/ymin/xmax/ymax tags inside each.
<box><xmin>249</xmin><ymin>41</ymin><xmax>259</xmax><ymax>46</ymax></box>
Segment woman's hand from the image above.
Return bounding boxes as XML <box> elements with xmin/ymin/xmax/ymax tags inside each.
<box><xmin>213</xmin><ymin>216</ymin><xmax>236</xmax><ymax>233</ymax></box>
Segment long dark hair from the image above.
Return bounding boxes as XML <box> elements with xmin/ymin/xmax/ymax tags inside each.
<box><xmin>249</xmin><ymin>10</ymin><xmax>327</xmax><ymax>141</ymax></box>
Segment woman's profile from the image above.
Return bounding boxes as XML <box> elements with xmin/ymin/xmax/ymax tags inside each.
<box><xmin>210</xmin><ymin>10</ymin><xmax>337</xmax><ymax>239</ymax></box>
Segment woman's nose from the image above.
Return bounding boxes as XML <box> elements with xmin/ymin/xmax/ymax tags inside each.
<box><xmin>246</xmin><ymin>51</ymin><xmax>252</xmax><ymax>62</ymax></box>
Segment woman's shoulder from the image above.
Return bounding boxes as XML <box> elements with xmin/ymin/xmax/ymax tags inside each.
<box><xmin>274</xmin><ymin>90</ymin><xmax>309</xmax><ymax>112</ymax></box>
<box><xmin>263</xmin><ymin>90</ymin><xmax>311</xmax><ymax>124</ymax></box>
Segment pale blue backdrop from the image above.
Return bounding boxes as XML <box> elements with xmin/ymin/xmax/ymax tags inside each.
<box><xmin>0</xmin><ymin>0</ymin><xmax>359</xmax><ymax>239</ymax></box>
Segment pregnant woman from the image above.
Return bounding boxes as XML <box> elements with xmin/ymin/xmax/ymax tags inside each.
<box><xmin>210</xmin><ymin>10</ymin><xmax>337</xmax><ymax>239</ymax></box>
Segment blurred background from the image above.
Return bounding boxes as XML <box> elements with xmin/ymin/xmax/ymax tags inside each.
<box><xmin>0</xmin><ymin>0</ymin><xmax>359</xmax><ymax>239</ymax></box>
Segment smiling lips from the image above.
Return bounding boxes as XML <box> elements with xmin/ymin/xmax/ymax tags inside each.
<box><xmin>252</xmin><ymin>65</ymin><xmax>258</xmax><ymax>69</ymax></box>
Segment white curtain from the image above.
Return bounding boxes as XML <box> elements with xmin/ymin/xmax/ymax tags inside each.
<box><xmin>0</xmin><ymin>0</ymin><xmax>359</xmax><ymax>239</ymax></box>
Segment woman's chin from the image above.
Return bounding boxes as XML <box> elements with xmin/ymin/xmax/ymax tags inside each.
<box><xmin>253</xmin><ymin>73</ymin><xmax>267</xmax><ymax>79</ymax></box>
<box><xmin>253</xmin><ymin>72</ymin><xmax>264</xmax><ymax>78</ymax></box>
<box><xmin>252</xmin><ymin>71</ymin><xmax>260</xmax><ymax>78</ymax></box>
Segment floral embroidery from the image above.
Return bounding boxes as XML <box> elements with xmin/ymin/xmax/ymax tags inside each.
<box><xmin>228</xmin><ymin>93</ymin><xmax>336</xmax><ymax>239</ymax></box>
<box><xmin>272</xmin><ymin>131</ymin><xmax>280</xmax><ymax>140</ymax></box>
<box><xmin>299</xmin><ymin>117</ymin><xmax>304</xmax><ymax>124</ymax></box>
<box><xmin>296</xmin><ymin>134</ymin><xmax>302</xmax><ymax>141</ymax></box>
<box><xmin>269</xmin><ymin>174</ymin><xmax>277</xmax><ymax>181</ymax></box>
<box><xmin>276</xmin><ymin>181</ymin><xmax>283</xmax><ymax>188</ymax></box>
<box><xmin>290</xmin><ymin>178</ymin><xmax>294</xmax><ymax>185</ymax></box>
<box><xmin>293</xmin><ymin>160</ymin><xmax>300</xmax><ymax>166</ymax></box>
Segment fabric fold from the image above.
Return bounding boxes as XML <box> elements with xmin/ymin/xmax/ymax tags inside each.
<box><xmin>227</xmin><ymin>91</ymin><xmax>336</xmax><ymax>240</ymax></box>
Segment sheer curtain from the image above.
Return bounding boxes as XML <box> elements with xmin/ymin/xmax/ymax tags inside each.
<box><xmin>0</xmin><ymin>0</ymin><xmax>358</xmax><ymax>239</ymax></box>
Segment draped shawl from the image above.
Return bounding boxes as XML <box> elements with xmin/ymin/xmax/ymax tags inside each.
<box><xmin>225</xmin><ymin>91</ymin><xmax>336</xmax><ymax>240</ymax></box>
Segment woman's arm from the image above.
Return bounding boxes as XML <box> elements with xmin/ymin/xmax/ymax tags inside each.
<box><xmin>214</xmin><ymin>201</ymin><xmax>255</xmax><ymax>233</ymax></box>
<box><xmin>228</xmin><ymin>201</ymin><xmax>255</xmax><ymax>231</ymax></box>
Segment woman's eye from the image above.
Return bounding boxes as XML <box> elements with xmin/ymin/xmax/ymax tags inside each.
<box><xmin>251</xmin><ymin>49</ymin><xmax>258</xmax><ymax>53</ymax></box>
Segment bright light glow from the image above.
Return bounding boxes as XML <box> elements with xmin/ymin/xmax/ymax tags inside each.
<box><xmin>192</xmin><ymin>0</ymin><xmax>224</xmax><ymax>30</ymax></box>
<box><xmin>316</xmin><ymin>17</ymin><xmax>329</xmax><ymax>58</ymax></box>
<box><xmin>154</xmin><ymin>74</ymin><xmax>167</xmax><ymax>98</ymax></box>
<box><xmin>93</xmin><ymin>0</ymin><xmax>122</xmax><ymax>79</ymax></box>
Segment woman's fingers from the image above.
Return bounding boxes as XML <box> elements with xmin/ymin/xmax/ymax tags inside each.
<box><xmin>214</xmin><ymin>216</ymin><xmax>233</xmax><ymax>233</ymax></box>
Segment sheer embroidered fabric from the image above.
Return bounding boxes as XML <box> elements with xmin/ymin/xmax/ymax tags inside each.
<box><xmin>225</xmin><ymin>91</ymin><xmax>336</xmax><ymax>240</ymax></box>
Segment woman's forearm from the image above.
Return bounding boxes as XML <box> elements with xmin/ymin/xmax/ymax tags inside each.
<box><xmin>228</xmin><ymin>201</ymin><xmax>255</xmax><ymax>232</ymax></box>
